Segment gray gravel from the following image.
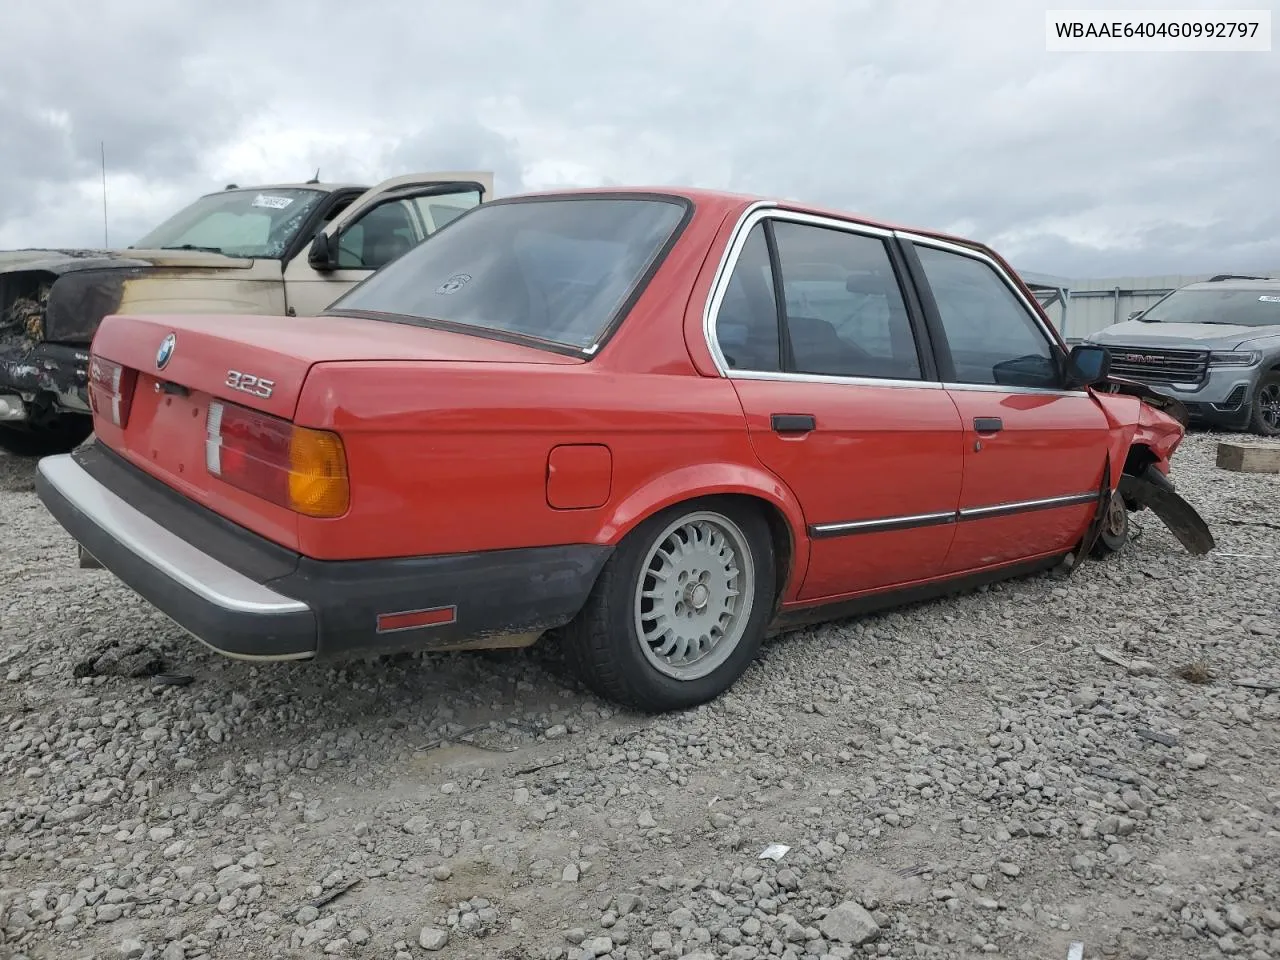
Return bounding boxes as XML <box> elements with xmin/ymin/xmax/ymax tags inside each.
<box><xmin>2</xmin><ymin>431</ymin><xmax>1278</xmax><ymax>960</ymax></box>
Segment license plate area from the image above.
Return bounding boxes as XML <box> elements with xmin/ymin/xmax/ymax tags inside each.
<box><xmin>126</xmin><ymin>374</ymin><xmax>210</xmax><ymax>484</ymax></box>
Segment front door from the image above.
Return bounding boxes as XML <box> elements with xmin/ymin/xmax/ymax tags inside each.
<box><xmin>708</xmin><ymin>214</ymin><xmax>964</xmax><ymax>602</ymax></box>
<box><xmin>903</xmin><ymin>237</ymin><xmax>1112</xmax><ymax>573</ymax></box>
<box><xmin>282</xmin><ymin>171</ymin><xmax>494</xmax><ymax>317</ymax></box>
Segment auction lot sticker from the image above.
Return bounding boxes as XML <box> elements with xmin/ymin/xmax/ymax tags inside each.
<box><xmin>251</xmin><ymin>195</ymin><xmax>295</xmax><ymax>210</ymax></box>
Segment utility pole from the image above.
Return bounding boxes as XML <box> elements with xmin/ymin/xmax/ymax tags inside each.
<box><xmin>101</xmin><ymin>141</ymin><xmax>109</xmax><ymax>248</ymax></box>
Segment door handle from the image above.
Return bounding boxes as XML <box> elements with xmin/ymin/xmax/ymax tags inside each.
<box><xmin>973</xmin><ymin>417</ymin><xmax>1003</xmax><ymax>433</ymax></box>
<box><xmin>771</xmin><ymin>413</ymin><xmax>816</xmax><ymax>434</ymax></box>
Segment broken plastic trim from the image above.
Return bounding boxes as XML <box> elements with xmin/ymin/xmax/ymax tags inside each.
<box><xmin>1065</xmin><ymin>453</ymin><xmax>1113</xmax><ymax>576</ymax></box>
<box><xmin>1118</xmin><ymin>465</ymin><xmax>1215</xmax><ymax>555</ymax></box>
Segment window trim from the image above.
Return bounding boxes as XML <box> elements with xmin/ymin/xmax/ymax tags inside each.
<box><xmin>896</xmin><ymin>231</ymin><xmax>1087</xmax><ymax>397</ymax></box>
<box><xmin>703</xmin><ymin>207</ymin><xmax>936</xmax><ymax>388</ymax></box>
<box><xmin>761</xmin><ymin>221</ymin><xmax>794</xmax><ymax>372</ymax></box>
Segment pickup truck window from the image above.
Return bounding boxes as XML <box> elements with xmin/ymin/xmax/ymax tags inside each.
<box><xmin>1141</xmin><ymin>288</ymin><xmax>1280</xmax><ymax>327</ymax></box>
<box><xmin>330</xmin><ymin>196</ymin><xmax>687</xmax><ymax>350</ymax></box>
<box><xmin>334</xmin><ymin>190</ymin><xmax>484</xmax><ymax>270</ymax></box>
<box><xmin>133</xmin><ymin>188</ymin><xmax>326</xmax><ymax>259</ymax></box>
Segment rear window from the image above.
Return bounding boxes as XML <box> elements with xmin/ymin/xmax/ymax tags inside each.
<box><xmin>328</xmin><ymin>196</ymin><xmax>688</xmax><ymax>350</ymax></box>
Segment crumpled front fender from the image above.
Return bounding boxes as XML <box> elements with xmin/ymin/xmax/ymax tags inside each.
<box><xmin>1089</xmin><ymin>380</ymin><xmax>1214</xmax><ymax>555</ymax></box>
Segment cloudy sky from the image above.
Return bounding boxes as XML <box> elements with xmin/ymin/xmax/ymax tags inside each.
<box><xmin>2</xmin><ymin>0</ymin><xmax>1277</xmax><ymax>279</ymax></box>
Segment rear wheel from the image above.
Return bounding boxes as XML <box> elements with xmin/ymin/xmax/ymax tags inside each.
<box><xmin>1249</xmin><ymin>372</ymin><xmax>1280</xmax><ymax>436</ymax></box>
<box><xmin>562</xmin><ymin>499</ymin><xmax>776</xmax><ymax>712</ymax></box>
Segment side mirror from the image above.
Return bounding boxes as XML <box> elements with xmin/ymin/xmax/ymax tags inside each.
<box><xmin>308</xmin><ymin>232</ymin><xmax>339</xmax><ymax>271</ymax></box>
<box><xmin>1066</xmin><ymin>343</ymin><xmax>1110</xmax><ymax>388</ymax></box>
<box><xmin>1127</xmin><ymin>309</ymin><xmax>1144</xmax><ymax>321</ymax></box>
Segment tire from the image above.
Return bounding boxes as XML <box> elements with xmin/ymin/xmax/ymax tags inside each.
<box><xmin>1248</xmin><ymin>371</ymin><xmax>1280</xmax><ymax>437</ymax></box>
<box><xmin>1091</xmin><ymin>490</ymin><xmax>1130</xmax><ymax>557</ymax></box>
<box><xmin>0</xmin><ymin>417</ymin><xmax>94</xmax><ymax>457</ymax></box>
<box><xmin>562</xmin><ymin>498</ymin><xmax>776</xmax><ymax>713</ymax></box>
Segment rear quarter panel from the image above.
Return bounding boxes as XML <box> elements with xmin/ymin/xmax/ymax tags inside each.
<box><xmin>292</xmin><ymin>361</ymin><xmax>808</xmax><ymax>567</ymax></box>
<box><xmin>288</xmin><ymin>192</ymin><xmax>811</xmax><ymax>571</ymax></box>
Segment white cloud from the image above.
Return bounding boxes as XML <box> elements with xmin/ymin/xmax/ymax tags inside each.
<box><xmin>2</xmin><ymin>0</ymin><xmax>1278</xmax><ymax>276</ymax></box>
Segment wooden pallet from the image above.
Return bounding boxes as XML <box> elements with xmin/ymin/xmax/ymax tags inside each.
<box><xmin>1217</xmin><ymin>441</ymin><xmax>1280</xmax><ymax>474</ymax></box>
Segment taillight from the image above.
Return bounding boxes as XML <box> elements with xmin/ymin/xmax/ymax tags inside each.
<box><xmin>205</xmin><ymin>400</ymin><xmax>349</xmax><ymax>518</ymax></box>
<box><xmin>87</xmin><ymin>355</ymin><xmax>137</xmax><ymax>428</ymax></box>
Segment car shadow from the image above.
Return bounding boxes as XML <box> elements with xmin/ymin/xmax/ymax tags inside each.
<box><xmin>0</xmin><ymin>450</ymin><xmax>38</xmax><ymax>494</ymax></box>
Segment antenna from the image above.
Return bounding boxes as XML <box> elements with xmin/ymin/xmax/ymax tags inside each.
<box><xmin>307</xmin><ymin>167</ymin><xmax>321</xmax><ymax>184</ymax></box>
<box><xmin>100</xmin><ymin>141</ymin><xmax>109</xmax><ymax>248</ymax></box>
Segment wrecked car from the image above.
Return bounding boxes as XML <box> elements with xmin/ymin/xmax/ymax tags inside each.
<box><xmin>1084</xmin><ymin>274</ymin><xmax>1280</xmax><ymax>436</ymax></box>
<box><xmin>0</xmin><ymin>171</ymin><xmax>493</xmax><ymax>454</ymax></box>
<box><xmin>35</xmin><ymin>186</ymin><xmax>1214</xmax><ymax>713</ymax></box>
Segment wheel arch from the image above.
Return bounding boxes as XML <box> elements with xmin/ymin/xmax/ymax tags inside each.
<box><xmin>594</xmin><ymin>464</ymin><xmax>809</xmax><ymax>607</ymax></box>
<box><xmin>1123</xmin><ymin>441</ymin><xmax>1160</xmax><ymax>477</ymax></box>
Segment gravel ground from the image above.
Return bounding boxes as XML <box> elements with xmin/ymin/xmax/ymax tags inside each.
<box><xmin>2</xmin><ymin>431</ymin><xmax>1279</xmax><ymax>960</ymax></box>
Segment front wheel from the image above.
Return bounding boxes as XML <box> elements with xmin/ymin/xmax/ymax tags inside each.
<box><xmin>562</xmin><ymin>499</ymin><xmax>776</xmax><ymax>712</ymax></box>
<box><xmin>1249</xmin><ymin>372</ymin><xmax>1280</xmax><ymax>437</ymax></box>
<box><xmin>1091</xmin><ymin>490</ymin><xmax>1130</xmax><ymax>557</ymax></box>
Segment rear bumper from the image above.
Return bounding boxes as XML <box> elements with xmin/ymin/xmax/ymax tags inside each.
<box><xmin>35</xmin><ymin>447</ymin><xmax>612</xmax><ymax>661</ymax></box>
<box><xmin>37</xmin><ymin>453</ymin><xmax>319</xmax><ymax>659</ymax></box>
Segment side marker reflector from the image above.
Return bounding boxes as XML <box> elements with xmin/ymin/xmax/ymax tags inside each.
<box><xmin>376</xmin><ymin>605</ymin><xmax>457</xmax><ymax>634</ymax></box>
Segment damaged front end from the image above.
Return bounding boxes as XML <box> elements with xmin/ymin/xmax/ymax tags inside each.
<box><xmin>1</xmin><ymin>253</ymin><xmax>153</xmax><ymax>431</ymax></box>
<box><xmin>1</xmin><ymin>272</ymin><xmax>92</xmax><ymax>426</ymax></box>
<box><xmin>1093</xmin><ymin>375</ymin><xmax>1216</xmax><ymax>557</ymax></box>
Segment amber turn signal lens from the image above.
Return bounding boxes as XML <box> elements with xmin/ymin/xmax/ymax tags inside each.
<box><xmin>288</xmin><ymin>426</ymin><xmax>350</xmax><ymax>518</ymax></box>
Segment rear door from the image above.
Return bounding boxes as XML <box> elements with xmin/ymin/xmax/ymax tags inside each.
<box><xmin>709</xmin><ymin>211</ymin><xmax>964</xmax><ymax>602</ymax></box>
<box><xmin>900</xmin><ymin>234</ymin><xmax>1112</xmax><ymax>573</ymax></box>
<box><xmin>282</xmin><ymin>171</ymin><xmax>494</xmax><ymax>316</ymax></box>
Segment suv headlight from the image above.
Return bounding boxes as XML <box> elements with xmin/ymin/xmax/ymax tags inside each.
<box><xmin>1208</xmin><ymin>351</ymin><xmax>1261</xmax><ymax>366</ymax></box>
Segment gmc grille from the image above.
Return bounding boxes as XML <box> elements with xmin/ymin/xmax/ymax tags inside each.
<box><xmin>1106</xmin><ymin>346</ymin><xmax>1209</xmax><ymax>385</ymax></box>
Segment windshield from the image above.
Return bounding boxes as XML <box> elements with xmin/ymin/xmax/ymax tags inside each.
<box><xmin>131</xmin><ymin>188</ymin><xmax>326</xmax><ymax>258</ymax></box>
<box><xmin>328</xmin><ymin>196</ymin><xmax>688</xmax><ymax>350</ymax></box>
<box><xmin>1141</xmin><ymin>287</ymin><xmax>1280</xmax><ymax>327</ymax></box>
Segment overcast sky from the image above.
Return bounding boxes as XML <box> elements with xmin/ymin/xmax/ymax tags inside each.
<box><xmin>1</xmin><ymin>0</ymin><xmax>1277</xmax><ymax>279</ymax></box>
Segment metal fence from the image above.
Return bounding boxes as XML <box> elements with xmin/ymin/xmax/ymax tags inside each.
<box><xmin>1021</xmin><ymin>269</ymin><xmax>1280</xmax><ymax>341</ymax></box>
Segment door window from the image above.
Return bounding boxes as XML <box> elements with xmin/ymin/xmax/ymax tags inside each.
<box><xmin>714</xmin><ymin>223</ymin><xmax>782</xmax><ymax>372</ymax></box>
<box><xmin>914</xmin><ymin>245</ymin><xmax>1061</xmax><ymax>388</ymax></box>
<box><xmin>772</xmin><ymin>222</ymin><xmax>922</xmax><ymax>380</ymax></box>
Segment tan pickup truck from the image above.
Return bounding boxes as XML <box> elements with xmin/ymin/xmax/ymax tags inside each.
<box><xmin>0</xmin><ymin>171</ymin><xmax>493</xmax><ymax>454</ymax></box>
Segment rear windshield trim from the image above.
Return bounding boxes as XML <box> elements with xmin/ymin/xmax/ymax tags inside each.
<box><xmin>324</xmin><ymin>307</ymin><xmax>596</xmax><ymax>359</ymax></box>
<box><xmin>324</xmin><ymin>192</ymin><xmax>695</xmax><ymax>359</ymax></box>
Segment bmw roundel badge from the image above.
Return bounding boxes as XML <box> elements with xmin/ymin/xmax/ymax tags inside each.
<box><xmin>156</xmin><ymin>333</ymin><xmax>176</xmax><ymax>370</ymax></box>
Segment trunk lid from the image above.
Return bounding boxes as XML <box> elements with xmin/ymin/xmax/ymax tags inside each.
<box><xmin>93</xmin><ymin>311</ymin><xmax>582</xmax><ymax>421</ymax></box>
<box><xmin>89</xmin><ymin>312</ymin><xmax>582</xmax><ymax>550</ymax></box>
